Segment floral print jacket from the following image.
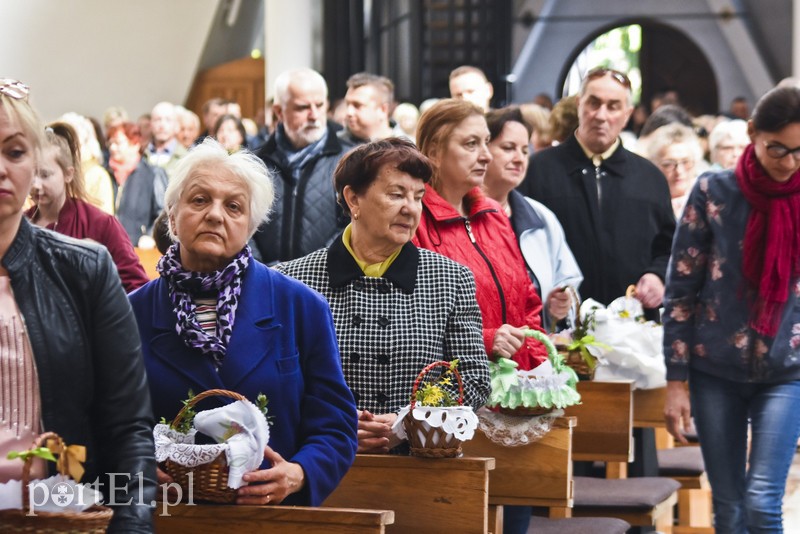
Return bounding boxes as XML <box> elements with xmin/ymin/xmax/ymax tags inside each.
<box><xmin>663</xmin><ymin>169</ymin><xmax>800</xmax><ymax>383</ymax></box>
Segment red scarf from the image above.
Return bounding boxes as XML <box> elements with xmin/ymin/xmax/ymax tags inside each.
<box><xmin>736</xmin><ymin>144</ymin><xmax>800</xmax><ymax>336</ymax></box>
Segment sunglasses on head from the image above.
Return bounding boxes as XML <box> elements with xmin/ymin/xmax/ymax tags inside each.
<box><xmin>584</xmin><ymin>67</ymin><xmax>632</xmax><ymax>90</ymax></box>
<box><xmin>0</xmin><ymin>79</ymin><xmax>29</xmax><ymax>101</ymax></box>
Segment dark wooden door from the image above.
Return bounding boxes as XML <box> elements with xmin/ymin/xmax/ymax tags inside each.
<box><xmin>639</xmin><ymin>22</ymin><xmax>718</xmax><ymax>116</ymax></box>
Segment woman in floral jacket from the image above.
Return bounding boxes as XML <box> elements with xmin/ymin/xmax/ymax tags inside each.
<box><xmin>663</xmin><ymin>86</ymin><xmax>800</xmax><ymax>532</ymax></box>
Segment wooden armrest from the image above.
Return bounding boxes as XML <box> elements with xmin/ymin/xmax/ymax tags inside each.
<box><xmin>155</xmin><ymin>504</ymin><xmax>394</xmax><ymax>534</ymax></box>
<box><xmin>633</xmin><ymin>387</ymin><xmax>667</xmax><ymax>428</ymax></box>
<box><xmin>324</xmin><ymin>454</ymin><xmax>494</xmax><ymax>533</ymax></box>
<box><xmin>634</xmin><ymin>383</ymin><xmax>689</xmax><ymax>430</ymax></box>
<box><xmin>462</xmin><ymin>416</ymin><xmax>576</xmax><ymax>508</ymax></box>
<box><xmin>565</xmin><ymin>380</ymin><xmax>634</xmax><ymax>462</ymax></box>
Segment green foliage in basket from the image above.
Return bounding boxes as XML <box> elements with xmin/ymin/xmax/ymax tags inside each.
<box><xmin>413</xmin><ymin>359</ymin><xmax>460</xmax><ymax>407</ymax></box>
<box><xmin>564</xmin><ymin>308</ymin><xmax>611</xmax><ymax>371</ymax></box>
<box><xmin>159</xmin><ymin>389</ymin><xmax>273</xmax><ymax>433</ymax></box>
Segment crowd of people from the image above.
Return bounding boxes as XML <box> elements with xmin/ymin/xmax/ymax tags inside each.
<box><xmin>0</xmin><ymin>57</ymin><xmax>799</xmax><ymax>533</ymax></box>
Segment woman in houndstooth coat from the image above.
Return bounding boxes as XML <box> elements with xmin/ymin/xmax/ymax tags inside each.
<box><xmin>277</xmin><ymin>139</ymin><xmax>490</xmax><ymax>454</ymax></box>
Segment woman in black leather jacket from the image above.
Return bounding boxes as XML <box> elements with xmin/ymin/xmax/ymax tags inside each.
<box><xmin>0</xmin><ymin>79</ymin><xmax>156</xmax><ymax>532</ymax></box>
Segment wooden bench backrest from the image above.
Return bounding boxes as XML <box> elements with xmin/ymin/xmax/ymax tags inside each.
<box><xmin>134</xmin><ymin>247</ymin><xmax>162</xmax><ymax>280</ymax></box>
<box><xmin>564</xmin><ymin>380</ymin><xmax>634</xmax><ymax>462</ymax></box>
<box><xmin>155</xmin><ymin>504</ymin><xmax>394</xmax><ymax>534</ymax></box>
<box><xmin>324</xmin><ymin>454</ymin><xmax>494</xmax><ymax>534</ymax></box>
<box><xmin>462</xmin><ymin>416</ymin><xmax>576</xmax><ymax>508</ymax></box>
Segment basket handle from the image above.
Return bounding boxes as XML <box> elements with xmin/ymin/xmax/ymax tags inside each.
<box><xmin>20</xmin><ymin>431</ymin><xmax>65</xmax><ymax>514</ymax></box>
<box><xmin>564</xmin><ymin>286</ymin><xmax>581</xmax><ymax>330</ymax></box>
<box><xmin>524</xmin><ymin>329</ymin><xmax>558</xmax><ymax>360</ymax></box>
<box><xmin>626</xmin><ymin>284</ymin><xmax>637</xmax><ymax>298</ymax></box>
<box><xmin>170</xmin><ymin>388</ymin><xmax>247</xmax><ymax>429</ymax></box>
<box><xmin>409</xmin><ymin>361</ymin><xmax>465</xmax><ymax>409</ymax></box>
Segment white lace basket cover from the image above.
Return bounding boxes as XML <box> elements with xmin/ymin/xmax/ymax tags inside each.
<box><xmin>393</xmin><ymin>404</ymin><xmax>478</xmax><ymax>447</ymax></box>
<box><xmin>476</xmin><ymin>407</ymin><xmax>563</xmax><ymax>447</ymax></box>
<box><xmin>154</xmin><ymin>399</ymin><xmax>269</xmax><ymax>489</ymax></box>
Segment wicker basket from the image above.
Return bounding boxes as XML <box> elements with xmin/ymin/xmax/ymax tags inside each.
<box><xmin>163</xmin><ymin>388</ymin><xmax>247</xmax><ymax>503</ymax></box>
<box><xmin>498</xmin><ymin>404</ymin><xmax>555</xmax><ymax>417</ymax></box>
<box><xmin>561</xmin><ymin>348</ymin><xmax>596</xmax><ymax>380</ymax></box>
<box><xmin>0</xmin><ymin>431</ymin><xmax>113</xmax><ymax>533</ymax></box>
<box><xmin>403</xmin><ymin>361</ymin><xmax>469</xmax><ymax>458</ymax></box>
<box><xmin>497</xmin><ymin>329</ymin><xmax>559</xmax><ymax>417</ymax></box>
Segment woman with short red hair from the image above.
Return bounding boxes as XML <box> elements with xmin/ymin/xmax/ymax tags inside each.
<box><xmin>106</xmin><ymin>121</ymin><xmax>167</xmax><ymax>245</ymax></box>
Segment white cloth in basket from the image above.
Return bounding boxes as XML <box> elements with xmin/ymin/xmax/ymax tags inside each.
<box><xmin>392</xmin><ymin>405</ymin><xmax>478</xmax><ymax>442</ymax></box>
<box><xmin>154</xmin><ymin>399</ymin><xmax>269</xmax><ymax>489</ymax></box>
<box><xmin>0</xmin><ymin>474</ymin><xmax>102</xmax><ymax>512</ymax></box>
<box><xmin>582</xmin><ymin>298</ymin><xmax>667</xmax><ymax>389</ymax></box>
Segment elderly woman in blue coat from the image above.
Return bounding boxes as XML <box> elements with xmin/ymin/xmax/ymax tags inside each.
<box><xmin>129</xmin><ymin>138</ymin><xmax>358</xmax><ymax>506</ymax></box>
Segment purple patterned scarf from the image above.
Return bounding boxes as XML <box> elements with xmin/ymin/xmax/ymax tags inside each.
<box><xmin>156</xmin><ymin>244</ymin><xmax>251</xmax><ymax>367</ymax></box>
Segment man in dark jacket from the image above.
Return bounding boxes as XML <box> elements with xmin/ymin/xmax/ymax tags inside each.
<box><xmin>255</xmin><ymin>68</ymin><xmax>350</xmax><ymax>263</ymax></box>
<box><xmin>521</xmin><ymin>67</ymin><xmax>676</xmax><ymax>483</ymax></box>
<box><xmin>519</xmin><ymin>67</ymin><xmax>675</xmax><ymax>311</ymax></box>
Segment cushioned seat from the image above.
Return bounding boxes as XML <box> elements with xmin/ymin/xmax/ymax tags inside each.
<box><xmin>658</xmin><ymin>446</ymin><xmax>705</xmax><ymax>476</ymax></box>
<box><xmin>573</xmin><ymin>476</ymin><xmax>681</xmax><ymax>508</ymax></box>
<box><xmin>528</xmin><ymin>515</ymin><xmax>630</xmax><ymax>533</ymax></box>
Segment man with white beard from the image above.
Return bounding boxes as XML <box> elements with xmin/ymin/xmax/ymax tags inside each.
<box><xmin>145</xmin><ymin>101</ymin><xmax>187</xmax><ymax>179</ymax></box>
<box><xmin>254</xmin><ymin>68</ymin><xmax>351</xmax><ymax>263</ymax></box>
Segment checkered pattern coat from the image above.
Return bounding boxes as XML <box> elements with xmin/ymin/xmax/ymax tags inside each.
<box><xmin>276</xmin><ymin>238</ymin><xmax>491</xmax><ymax>414</ymax></box>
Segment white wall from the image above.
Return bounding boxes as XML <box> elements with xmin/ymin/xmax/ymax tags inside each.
<box><xmin>0</xmin><ymin>0</ymin><xmax>218</xmax><ymax>122</ymax></box>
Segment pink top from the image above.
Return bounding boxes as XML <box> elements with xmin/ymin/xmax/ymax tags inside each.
<box><xmin>0</xmin><ymin>276</ymin><xmax>45</xmax><ymax>483</ymax></box>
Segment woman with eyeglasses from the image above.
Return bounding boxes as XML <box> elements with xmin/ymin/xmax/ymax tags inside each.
<box><xmin>0</xmin><ymin>79</ymin><xmax>155</xmax><ymax>529</ymax></box>
<box><xmin>645</xmin><ymin>123</ymin><xmax>706</xmax><ymax>219</ymax></box>
<box><xmin>664</xmin><ymin>86</ymin><xmax>800</xmax><ymax>532</ymax></box>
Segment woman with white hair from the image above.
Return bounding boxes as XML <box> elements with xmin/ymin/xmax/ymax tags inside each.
<box><xmin>128</xmin><ymin>139</ymin><xmax>358</xmax><ymax>506</ymax></box>
<box><xmin>646</xmin><ymin>123</ymin><xmax>705</xmax><ymax>218</ymax></box>
<box><xmin>708</xmin><ymin>119</ymin><xmax>749</xmax><ymax>170</ymax></box>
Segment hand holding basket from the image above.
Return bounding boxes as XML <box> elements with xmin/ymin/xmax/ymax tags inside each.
<box><xmin>487</xmin><ymin>329</ymin><xmax>581</xmax><ymax>416</ymax></box>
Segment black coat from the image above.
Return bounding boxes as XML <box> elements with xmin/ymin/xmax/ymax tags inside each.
<box><xmin>520</xmin><ymin>135</ymin><xmax>676</xmax><ymax>306</ymax></box>
<box><xmin>3</xmin><ymin>219</ymin><xmax>155</xmax><ymax>532</ymax></box>
<box><xmin>254</xmin><ymin>123</ymin><xmax>350</xmax><ymax>264</ymax></box>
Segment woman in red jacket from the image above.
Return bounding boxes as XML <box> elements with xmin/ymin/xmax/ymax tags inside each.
<box><xmin>26</xmin><ymin>122</ymin><xmax>149</xmax><ymax>292</ymax></box>
<box><xmin>413</xmin><ymin>99</ymin><xmax>547</xmax><ymax>371</ymax></box>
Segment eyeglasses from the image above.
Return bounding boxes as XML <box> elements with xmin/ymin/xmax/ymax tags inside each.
<box><xmin>0</xmin><ymin>79</ymin><xmax>29</xmax><ymax>101</ymax></box>
<box><xmin>585</xmin><ymin>67</ymin><xmax>632</xmax><ymax>90</ymax></box>
<box><xmin>659</xmin><ymin>158</ymin><xmax>695</xmax><ymax>172</ymax></box>
<box><xmin>715</xmin><ymin>144</ymin><xmax>747</xmax><ymax>152</ymax></box>
<box><xmin>763</xmin><ymin>140</ymin><xmax>800</xmax><ymax>161</ymax></box>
